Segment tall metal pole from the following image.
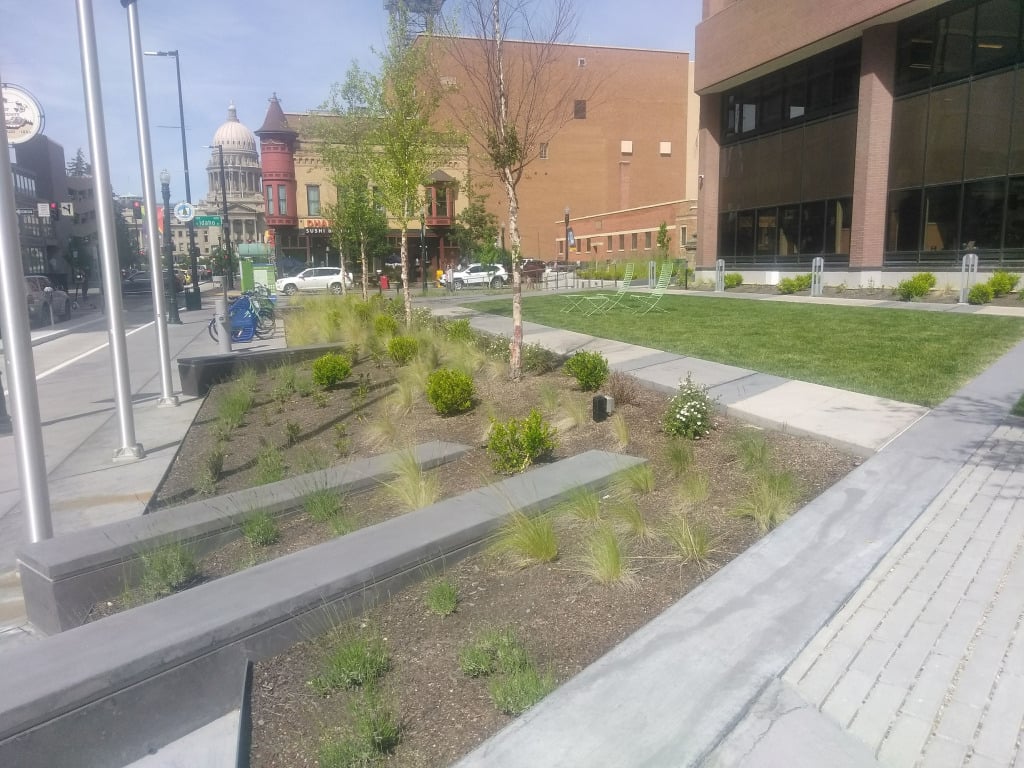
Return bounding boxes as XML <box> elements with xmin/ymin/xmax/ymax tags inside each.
<box><xmin>123</xmin><ymin>0</ymin><xmax>177</xmax><ymax>407</ymax></box>
<box><xmin>146</xmin><ymin>50</ymin><xmax>201</xmax><ymax>310</ymax></box>
<box><xmin>214</xmin><ymin>145</ymin><xmax>233</xmax><ymax>292</ymax></box>
<box><xmin>161</xmin><ymin>170</ymin><xmax>182</xmax><ymax>324</ymax></box>
<box><xmin>0</xmin><ymin>67</ymin><xmax>52</xmax><ymax>539</ymax></box>
<box><xmin>78</xmin><ymin>0</ymin><xmax>144</xmax><ymax>460</ymax></box>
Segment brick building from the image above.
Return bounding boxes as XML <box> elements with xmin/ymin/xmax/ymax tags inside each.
<box><xmin>696</xmin><ymin>0</ymin><xmax>1024</xmax><ymax>285</ymax></box>
<box><xmin>258</xmin><ymin>39</ymin><xmax>698</xmax><ymax>274</ymax></box>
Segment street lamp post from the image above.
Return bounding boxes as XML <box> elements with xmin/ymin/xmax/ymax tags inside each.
<box><xmin>207</xmin><ymin>144</ymin><xmax>232</xmax><ymax>292</ymax></box>
<box><xmin>564</xmin><ymin>206</ymin><xmax>570</xmax><ymax>266</ymax></box>
<box><xmin>145</xmin><ymin>49</ymin><xmax>201</xmax><ymax>310</ymax></box>
<box><xmin>160</xmin><ymin>169</ymin><xmax>182</xmax><ymax>324</ymax></box>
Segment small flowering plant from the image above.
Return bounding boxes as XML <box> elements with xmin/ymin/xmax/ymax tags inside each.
<box><xmin>663</xmin><ymin>375</ymin><xmax>715</xmax><ymax>440</ymax></box>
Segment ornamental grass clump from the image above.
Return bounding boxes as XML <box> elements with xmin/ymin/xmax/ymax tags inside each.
<box><xmin>311</xmin><ymin>352</ymin><xmax>352</xmax><ymax>389</ymax></box>
<box><xmin>311</xmin><ymin>630</ymin><xmax>390</xmax><ymax>694</ymax></box>
<box><xmin>136</xmin><ymin>543</ymin><xmax>199</xmax><ymax>603</ymax></box>
<box><xmin>663</xmin><ymin>375</ymin><xmax>714</xmax><ymax>439</ymax></box>
<box><xmin>458</xmin><ymin>628</ymin><xmax>555</xmax><ymax>715</ymax></box>
<box><xmin>563</xmin><ymin>350</ymin><xmax>610</xmax><ymax>391</ymax></box>
<box><xmin>425</xmin><ymin>368</ymin><xmax>474</xmax><ymax>415</ymax></box>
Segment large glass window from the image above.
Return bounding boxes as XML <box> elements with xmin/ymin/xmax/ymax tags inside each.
<box><xmin>1005</xmin><ymin>177</ymin><xmax>1024</xmax><ymax>247</ymax></box>
<box><xmin>736</xmin><ymin>211</ymin><xmax>755</xmax><ymax>258</ymax></box>
<box><xmin>265</xmin><ymin>187</ymin><xmax>273</xmax><ymax>215</ymax></box>
<box><xmin>306</xmin><ymin>185</ymin><xmax>321</xmax><ymax>216</ymax></box>
<box><xmin>961</xmin><ymin>178</ymin><xmax>1006</xmax><ymax>249</ymax></box>
<box><xmin>800</xmin><ymin>201</ymin><xmax>826</xmax><ymax>255</ymax></box>
<box><xmin>887</xmin><ymin>189</ymin><xmax>923</xmax><ymax>252</ymax></box>
<box><xmin>824</xmin><ymin>198</ymin><xmax>853</xmax><ymax>254</ymax></box>
<box><xmin>924</xmin><ymin>84</ymin><xmax>968</xmax><ymax>185</ymax></box>
<box><xmin>756</xmin><ymin>208</ymin><xmax>778</xmax><ymax>256</ymax></box>
<box><xmin>922</xmin><ymin>184</ymin><xmax>961</xmax><ymax>252</ymax></box>
<box><xmin>779</xmin><ymin>205</ymin><xmax>800</xmax><ymax>256</ymax></box>
<box><xmin>964</xmin><ymin>72</ymin><xmax>1013</xmax><ymax>179</ymax></box>
<box><xmin>975</xmin><ymin>0</ymin><xmax>1021</xmax><ymax>70</ymax></box>
<box><xmin>719</xmin><ymin>212</ymin><xmax>737</xmax><ymax>258</ymax></box>
<box><xmin>277</xmin><ymin>185</ymin><xmax>287</xmax><ymax>216</ymax></box>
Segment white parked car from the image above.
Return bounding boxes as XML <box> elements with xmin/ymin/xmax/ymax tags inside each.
<box><xmin>441</xmin><ymin>263</ymin><xmax>508</xmax><ymax>290</ymax></box>
<box><xmin>275</xmin><ymin>267</ymin><xmax>352</xmax><ymax>296</ymax></box>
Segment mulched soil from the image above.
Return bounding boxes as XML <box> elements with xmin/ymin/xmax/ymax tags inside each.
<box><xmin>138</xmin><ymin>344</ymin><xmax>859</xmax><ymax>768</ymax></box>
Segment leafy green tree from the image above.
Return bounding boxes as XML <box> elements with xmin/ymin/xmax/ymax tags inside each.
<box><xmin>657</xmin><ymin>222</ymin><xmax>671</xmax><ymax>259</ymax></box>
<box><xmin>364</xmin><ymin>7</ymin><xmax>458</xmax><ymax>327</ymax></box>
<box><xmin>440</xmin><ymin>0</ymin><xmax>592</xmax><ymax>378</ymax></box>
<box><xmin>312</xmin><ymin>65</ymin><xmax>392</xmax><ymax>301</ymax></box>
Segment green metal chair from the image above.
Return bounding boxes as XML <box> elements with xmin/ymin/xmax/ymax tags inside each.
<box><xmin>562</xmin><ymin>263</ymin><xmax>635</xmax><ymax>315</ymax></box>
<box><xmin>630</xmin><ymin>263</ymin><xmax>672</xmax><ymax>315</ymax></box>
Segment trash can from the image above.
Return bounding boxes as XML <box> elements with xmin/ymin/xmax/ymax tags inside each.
<box><xmin>380</xmin><ymin>274</ymin><xmax>390</xmax><ymax>290</ymax></box>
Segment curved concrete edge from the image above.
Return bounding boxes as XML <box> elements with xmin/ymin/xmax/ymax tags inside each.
<box><xmin>453</xmin><ymin>340</ymin><xmax>1024</xmax><ymax>768</ymax></box>
<box><xmin>0</xmin><ymin>450</ymin><xmax>644</xmax><ymax>768</ymax></box>
<box><xmin>17</xmin><ymin>441</ymin><xmax>471</xmax><ymax>635</ymax></box>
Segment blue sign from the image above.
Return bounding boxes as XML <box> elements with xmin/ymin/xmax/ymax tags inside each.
<box><xmin>567</xmin><ymin>227</ymin><xmax>575</xmax><ymax>248</ymax></box>
<box><xmin>173</xmin><ymin>201</ymin><xmax>195</xmax><ymax>223</ymax></box>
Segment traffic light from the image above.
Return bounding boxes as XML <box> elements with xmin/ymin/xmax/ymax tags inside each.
<box><xmin>49</xmin><ymin>202</ymin><xmax>60</xmax><ymax>220</ymax></box>
<box><xmin>132</xmin><ymin>201</ymin><xmax>142</xmax><ymax>220</ymax></box>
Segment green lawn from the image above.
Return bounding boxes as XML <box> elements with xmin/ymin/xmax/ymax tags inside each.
<box><xmin>470</xmin><ymin>294</ymin><xmax>1024</xmax><ymax>407</ymax></box>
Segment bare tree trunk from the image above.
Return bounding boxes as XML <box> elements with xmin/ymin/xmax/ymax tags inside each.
<box><xmin>400</xmin><ymin>226</ymin><xmax>413</xmax><ymax>328</ymax></box>
<box><xmin>339</xmin><ymin>247</ymin><xmax>348</xmax><ymax>297</ymax></box>
<box><xmin>360</xmin><ymin>235</ymin><xmax>369</xmax><ymax>301</ymax></box>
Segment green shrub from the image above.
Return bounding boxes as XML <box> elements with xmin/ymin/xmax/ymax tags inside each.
<box><xmin>896</xmin><ymin>272</ymin><xmax>936</xmax><ymax>301</ymax></box>
<box><xmin>563</xmin><ymin>350</ymin><xmax>610</xmax><ymax>392</ymax></box>
<box><xmin>373</xmin><ymin>314</ymin><xmax>399</xmax><ymax>337</ymax></box>
<box><xmin>387</xmin><ymin>335</ymin><xmax>418</xmax><ymax>366</ymax></box>
<box><xmin>137</xmin><ymin>543</ymin><xmax>199</xmax><ymax>602</ymax></box>
<box><xmin>311</xmin><ymin>352</ymin><xmax>353</xmax><ymax>389</ymax></box>
<box><xmin>486</xmin><ymin>410</ymin><xmax>557</xmax><ymax>474</ymax></box>
<box><xmin>988</xmin><ymin>270</ymin><xmax>1020</xmax><ymax>297</ymax></box>
<box><xmin>968</xmin><ymin>282</ymin><xmax>994</xmax><ymax>305</ymax></box>
<box><xmin>444</xmin><ymin>318</ymin><xmax>474</xmax><ymax>342</ymax></box>
<box><xmin>777</xmin><ymin>274</ymin><xmax>812</xmax><ymax>294</ymax></box>
<box><xmin>241</xmin><ymin>511</ymin><xmax>280</xmax><ymax>547</ymax></box>
<box><xmin>459</xmin><ymin>628</ymin><xmax>530</xmax><ymax>678</ymax></box>
<box><xmin>425</xmin><ymin>368</ymin><xmax>475</xmax><ymax>415</ymax></box>
<box><xmin>723</xmin><ymin>273</ymin><xmax>743</xmax><ymax>289</ymax></box>
<box><xmin>311</xmin><ymin>631</ymin><xmax>390</xmax><ymax>694</ymax></box>
<box><xmin>663</xmin><ymin>375</ymin><xmax>715</xmax><ymax>439</ymax></box>
<box><xmin>489</xmin><ymin>665</ymin><xmax>556</xmax><ymax>715</ymax></box>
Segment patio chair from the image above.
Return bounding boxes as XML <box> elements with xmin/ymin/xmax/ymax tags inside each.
<box><xmin>562</xmin><ymin>263</ymin><xmax>635</xmax><ymax>315</ymax></box>
<box><xmin>630</xmin><ymin>263</ymin><xmax>672</xmax><ymax>316</ymax></box>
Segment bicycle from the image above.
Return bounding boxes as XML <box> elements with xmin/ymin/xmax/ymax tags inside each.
<box><xmin>208</xmin><ymin>291</ymin><xmax>277</xmax><ymax>343</ymax></box>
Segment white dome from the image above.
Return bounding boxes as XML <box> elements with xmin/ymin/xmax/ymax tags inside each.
<box><xmin>212</xmin><ymin>103</ymin><xmax>257</xmax><ymax>153</ymax></box>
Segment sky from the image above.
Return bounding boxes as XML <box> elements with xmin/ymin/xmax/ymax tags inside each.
<box><xmin>2</xmin><ymin>1</ymin><xmax>700</xmax><ymax>205</ymax></box>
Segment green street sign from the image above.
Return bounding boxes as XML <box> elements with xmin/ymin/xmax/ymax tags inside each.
<box><xmin>194</xmin><ymin>215</ymin><xmax>222</xmax><ymax>227</ymax></box>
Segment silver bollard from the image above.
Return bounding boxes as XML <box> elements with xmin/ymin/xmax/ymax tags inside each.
<box><xmin>214</xmin><ymin>297</ymin><xmax>232</xmax><ymax>354</ymax></box>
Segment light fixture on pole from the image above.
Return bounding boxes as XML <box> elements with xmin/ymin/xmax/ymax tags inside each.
<box><xmin>160</xmin><ymin>169</ymin><xmax>182</xmax><ymax>324</ymax></box>
<box><xmin>563</xmin><ymin>206</ymin><xmax>570</xmax><ymax>265</ymax></box>
<box><xmin>144</xmin><ymin>49</ymin><xmax>201</xmax><ymax>310</ymax></box>
<box><xmin>206</xmin><ymin>144</ymin><xmax>232</xmax><ymax>295</ymax></box>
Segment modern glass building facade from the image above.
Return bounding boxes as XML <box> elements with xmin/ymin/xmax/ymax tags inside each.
<box><xmin>696</xmin><ymin>0</ymin><xmax>1024</xmax><ymax>277</ymax></box>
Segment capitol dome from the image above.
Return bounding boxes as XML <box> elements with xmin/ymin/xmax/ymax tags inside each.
<box><xmin>212</xmin><ymin>103</ymin><xmax>257</xmax><ymax>153</ymax></box>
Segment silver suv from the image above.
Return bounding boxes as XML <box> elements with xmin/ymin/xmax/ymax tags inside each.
<box><xmin>441</xmin><ymin>263</ymin><xmax>508</xmax><ymax>290</ymax></box>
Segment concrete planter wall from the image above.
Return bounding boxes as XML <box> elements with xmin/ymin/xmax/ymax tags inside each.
<box><xmin>0</xmin><ymin>450</ymin><xmax>644</xmax><ymax>768</ymax></box>
<box><xmin>17</xmin><ymin>442</ymin><xmax>470</xmax><ymax>635</ymax></box>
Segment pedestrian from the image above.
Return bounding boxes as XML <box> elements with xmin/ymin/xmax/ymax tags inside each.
<box><xmin>445</xmin><ymin>263</ymin><xmax>454</xmax><ymax>294</ymax></box>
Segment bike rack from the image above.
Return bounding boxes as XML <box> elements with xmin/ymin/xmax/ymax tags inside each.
<box><xmin>811</xmin><ymin>256</ymin><xmax>824</xmax><ymax>297</ymax></box>
<box><xmin>959</xmin><ymin>252</ymin><xmax>979</xmax><ymax>303</ymax></box>
<box><xmin>715</xmin><ymin>259</ymin><xmax>725</xmax><ymax>292</ymax></box>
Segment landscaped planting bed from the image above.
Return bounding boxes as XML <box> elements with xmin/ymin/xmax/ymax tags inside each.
<box><xmin>132</xmin><ymin>296</ymin><xmax>857</xmax><ymax>765</ymax></box>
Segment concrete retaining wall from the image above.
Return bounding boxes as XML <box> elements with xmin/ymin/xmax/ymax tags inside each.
<box><xmin>0</xmin><ymin>450</ymin><xmax>643</xmax><ymax>768</ymax></box>
<box><xmin>17</xmin><ymin>441</ymin><xmax>470</xmax><ymax>635</ymax></box>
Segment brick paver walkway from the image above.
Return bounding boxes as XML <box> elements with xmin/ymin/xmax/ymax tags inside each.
<box><xmin>785</xmin><ymin>423</ymin><xmax>1024</xmax><ymax>767</ymax></box>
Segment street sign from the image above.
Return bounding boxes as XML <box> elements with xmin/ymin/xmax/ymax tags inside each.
<box><xmin>36</xmin><ymin>202</ymin><xmax>49</xmax><ymax>218</ymax></box>
<box><xmin>173</xmin><ymin>202</ymin><xmax>195</xmax><ymax>223</ymax></box>
<box><xmin>60</xmin><ymin>202</ymin><xmax>74</xmax><ymax>217</ymax></box>
<box><xmin>194</xmin><ymin>215</ymin><xmax>222</xmax><ymax>227</ymax></box>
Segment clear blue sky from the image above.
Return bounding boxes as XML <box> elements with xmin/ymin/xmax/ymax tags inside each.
<box><xmin>2</xmin><ymin>1</ymin><xmax>699</xmax><ymax>204</ymax></box>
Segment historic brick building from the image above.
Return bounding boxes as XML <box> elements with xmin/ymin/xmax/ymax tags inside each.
<box><xmin>696</xmin><ymin>0</ymin><xmax>1024</xmax><ymax>285</ymax></box>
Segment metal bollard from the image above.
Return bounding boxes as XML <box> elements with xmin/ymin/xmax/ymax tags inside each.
<box><xmin>214</xmin><ymin>297</ymin><xmax>232</xmax><ymax>354</ymax></box>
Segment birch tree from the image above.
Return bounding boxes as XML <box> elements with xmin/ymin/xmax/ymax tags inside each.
<box><xmin>439</xmin><ymin>0</ymin><xmax>591</xmax><ymax>378</ymax></box>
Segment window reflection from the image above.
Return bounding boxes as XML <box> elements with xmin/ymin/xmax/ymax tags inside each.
<box><xmin>922</xmin><ymin>185</ymin><xmax>961</xmax><ymax>252</ymax></box>
<box><xmin>961</xmin><ymin>179</ymin><xmax>1006</xmax><ymax>249</ymax></box>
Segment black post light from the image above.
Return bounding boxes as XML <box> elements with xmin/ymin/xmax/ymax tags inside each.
<box><xmin>564</xmin><ymin>206</ymin><xmax>570</xmax><ymax>266</ymax></box>
<box><xmin>144</xmin><ymin>49</ymin><xmax>200</xmax><ymax>309</ymax></box>
<box><xmin>207</xmin><ymin>144</ymin><xmax>233</xmax><ymax>292</ymax></box>
<box><xmin>160</xmin><ymin>169</ymin><xmax>182</xmax><ymax>324</ymax></box>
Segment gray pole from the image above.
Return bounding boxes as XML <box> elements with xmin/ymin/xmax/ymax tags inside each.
<box><xmin>214</xmin><ymin>146</ymin><xmax>233</xmax><ymax>292</ymax></box>
<box><xmin>123</xmin><ymin>0</ymin><xmax>177</xmax><ymax>407</ymax></box>
<box><xmin>77</xmin><ymin>0</ymin><xmax>144</xmax><ymax>460</ymax></box>
<box><xmin>0</xmin><ymin>68</ymin><xmax>52</xmax><ymax>540</ymax></box>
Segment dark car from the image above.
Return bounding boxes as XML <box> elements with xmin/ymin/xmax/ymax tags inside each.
<box><xmin>121</xmin><ymin>270</ymin><xmax>184</xmax><ymax>295</ymax></box>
